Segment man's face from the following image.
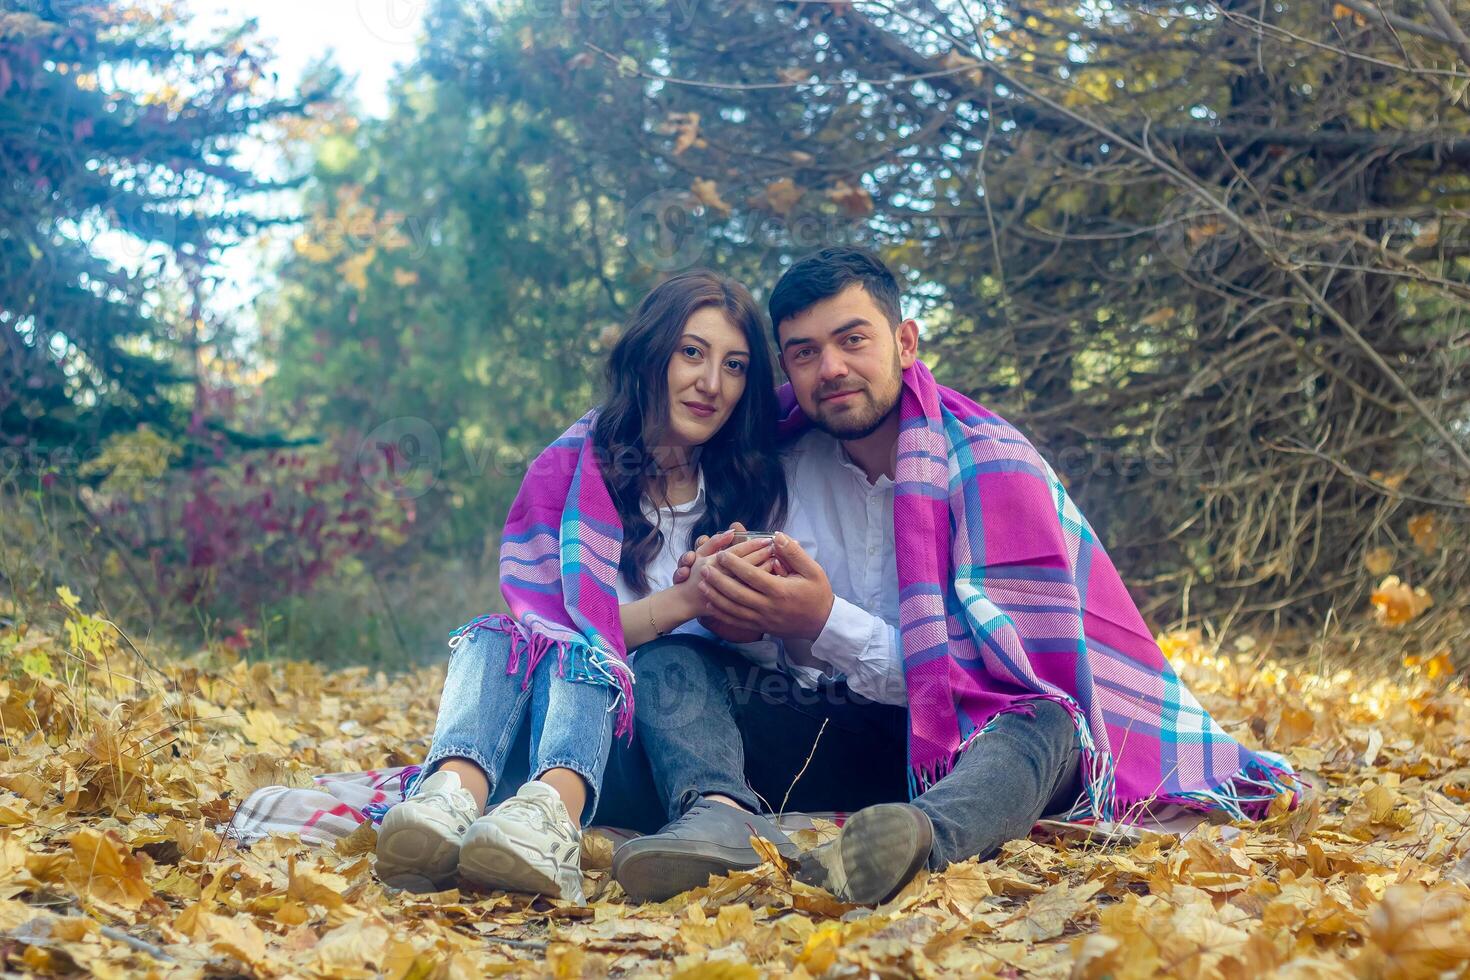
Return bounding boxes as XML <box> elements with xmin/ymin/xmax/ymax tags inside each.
<box><xmin>777</xmin><ymin>284</ymin><xmax>918</xmax><ymax>439</ymax></box>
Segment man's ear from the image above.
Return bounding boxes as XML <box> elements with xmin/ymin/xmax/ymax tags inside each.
<box><xmin>896</xmin><ymin>318</ymin><xmax>920</xmax><ymax>369</ymax></box>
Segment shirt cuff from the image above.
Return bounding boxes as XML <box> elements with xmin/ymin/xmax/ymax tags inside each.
<box><xmin>727</xmin><ymin>636</ymin><xmax>782</xmax><ymax>673</ymax></box>
<box><xmin>810</xmin><ymin>594</ymin><xmax>879</xmax><ymax>667</ymax></box>
<box><xmin>776</xmin><ymin>642</ymin><xmax>833</xmax><ymax>691</ymax></box>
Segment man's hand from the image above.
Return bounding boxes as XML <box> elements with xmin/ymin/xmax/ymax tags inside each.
<box><xmin>669</xmin><ymin>525</ymin><xmax>771</xmax><ymax>643</ymax></box>
<box><xmin>698</xmin><ymin>533</ymin><xmax>834</xmax><ymax>641</ymax></box>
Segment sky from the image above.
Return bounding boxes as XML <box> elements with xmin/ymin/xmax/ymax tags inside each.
<box><xmin>170</xmin><ymin>1</ymin><xmax>430</xmax><ymax>335</ymax></box>
<box><xmin>191</xmin><ymin>0</ymin><xmax>428</xmax><ymax>118</ymax></box>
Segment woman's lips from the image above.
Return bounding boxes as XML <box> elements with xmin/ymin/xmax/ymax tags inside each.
<box><xmin>683</xmin><ymin>401</ymin><xmax>717</xmax><ymax>418</ymax></box>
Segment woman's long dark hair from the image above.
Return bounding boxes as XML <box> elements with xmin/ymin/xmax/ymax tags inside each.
<box><xmin>593</xmin><ymin>270</ymin><xmax>788</xmax><ymax>595</ymax></box>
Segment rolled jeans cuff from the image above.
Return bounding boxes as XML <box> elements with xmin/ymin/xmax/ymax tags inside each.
<box><xmin>670</xmin><ymin>781</ymin><xmax>764</xmax><ymax>820</ymax></box>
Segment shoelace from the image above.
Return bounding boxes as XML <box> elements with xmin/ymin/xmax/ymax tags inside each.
<box><xmin>494</xmin><ymin>793</ymin><xmax>559</xmax><ymax>830</ymax></box>
<box><xmin>424</xmin><ymin>789</ymin><xmax>473</xmax><ymax>817</ymax></box>
<box><xmin>662</xmin><ymin>802</ymin><xmax>770</xmax><ymax>844</ymax></box>
<box><xmin>662</xmin><ymin>803</ymin><xmax>715</xmax><ymax>833</ymax></box>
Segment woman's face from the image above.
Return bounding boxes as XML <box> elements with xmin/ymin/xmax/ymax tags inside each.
<box><xmin>661</xmin><ymin>306</ymin><xmax>750</xmax><ymax>450</ymax></box>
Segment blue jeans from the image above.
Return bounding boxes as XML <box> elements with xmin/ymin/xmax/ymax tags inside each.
<box><xmin>422</xmin><ymin>627</ymin><xmax>617</xmax><ymax>827</ymax></box>
<box><xmin>629</xmin><ymin>635</ymin><xmax>1083</xmax><ymax>868</ymax></box>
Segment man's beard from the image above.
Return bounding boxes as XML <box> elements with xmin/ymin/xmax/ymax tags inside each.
<box><xmin>810</xmin><ymin>363</ymin><xmax>903</xmax><ymax>440</ymax></box>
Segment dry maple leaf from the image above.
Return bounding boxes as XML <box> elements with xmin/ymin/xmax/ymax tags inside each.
<box><xmin>826</xmin><ymin>179</ymin><xmax>874</xmax><ymax>218</ymax></box>
<box><xmin>690</xmin><ymin>178</ymin><xmax>731</xmax><ymax>217</ymax></box>
<box><xmin>999</xmin><ymin>879</ymin><xmax>1103</xmax><ymax>942</ymax></box>
<box><xmin>334</xmin><ymin>818</ymin><xmax>378</xmax><ymax>858</ymax></box>
<box><xmin>1364</xmin><ymin>546</ymin><xmax>1395</xmax><ymax>576</ymax></box>
<box><xmin>1371</xmin><ymin>469</ymin><xmax>1408</xmax><ymax>491</ymax></box>
<box><xmin>755</xmin><ymin>177</ymin><xmax>803</xmax><ymax>217</ymax></box>
<box><xmin>1407</xmin><ymin>512</ymin><xmax>1439</xmax><ymax>553</ymax></box>
<box><xmin>65</xmin><ymin>829</ymin><xmax>155</xmax><ymax>911</ymax></box>
<box><xmin>226</xmin><ymin>752</ymin><xmax>316</xmax><ymax>800</ymax></box>
<box><xmin>240</xmin><ymin>708</ymin><xmax>303</xmax><ymax>752</ymax></box>
<box><xmin>1332</xmin><ymin>3</ymin><xmax>1370</xmax><ymax>26</ymax></box>
<box><xmin>0</xmin><ymin>833</ymin><xmax>40</xmax><ymax>899</ymax></box>
<box><xmin>1356</xmin><ymin>884</ymin><xmax>1470</xmax><ymax>978</ymax></box>
<box><xmin>664</xmin><ymin>111</ymin><xmax>702</xmax><ymax>156</ymax></box>
<box><xmin>748</xmin><ymin>834</ymin><xmax>791</xmax><ymax>874</ymax></box>
<box><xmin>671</xmin><ymin>959</ymin><xmax>760</xmax><ymax>979</ymax></box>
<box><xmin>940</xmin><ymin>50</ymin><xmax>984</xmax><ymax>85</ymax></box>
<box><xmin>580</xmin><ymin>829</ymin><xmax>615</xmax><ymax>870</ymax></box>
<box><xmin>1370</xmin><ymin>576</ymin><xmax>1434</xmax><ymax>627</ymax></box>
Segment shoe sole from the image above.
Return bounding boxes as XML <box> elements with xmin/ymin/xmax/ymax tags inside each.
<box><xmin>613</xmin><ymin>842</ymin><xmax>761</xmax><ymax>904</ymax></box>
<box><xmin>458</xmin><ymin>823</ymin><xmax>575</xmax><ymax>901</ymax></box>
<box><xmin>834</xmin><ymin>803</ymin><xmax>934</xmax><ymax>905</ymax></box>
<box><xmin>376</xmin><ymin>806</ymin><xmax>462</xmax><ymax>892</ymax></box>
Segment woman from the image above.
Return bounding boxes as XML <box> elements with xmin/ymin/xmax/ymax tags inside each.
<box><xmin>374</xmin><ymin>271</ymin><xmax>787</xmax><ymax>903</ymax></box>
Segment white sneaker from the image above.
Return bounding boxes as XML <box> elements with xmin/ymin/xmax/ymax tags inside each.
<box><xmin>375</xmin><ymin>769</ymin><xmax>481</xmax><ymax>891</ymax></box>
<box><xmin>458</xmin><ymin>781</ymin><xmax>586</xmax><ymax>903</ymax></box>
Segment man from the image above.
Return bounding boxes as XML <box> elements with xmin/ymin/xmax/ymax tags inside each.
<box><xmin>611</xmin><ymin>247</ymin><xmax>1295</xmax><ymax>905</ymax></box>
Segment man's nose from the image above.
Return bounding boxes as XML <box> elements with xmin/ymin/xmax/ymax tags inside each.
<box><xmin>817</xmin><ymin>346</ymin><xmax>848</xmax><ymax>381</ymax></box>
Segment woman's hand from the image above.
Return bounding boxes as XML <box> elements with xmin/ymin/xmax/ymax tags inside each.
<box><xmin>674</xmin><ymin>523</ymin><xmax>787</xmax><ymax>586</ymax></box>
<box><xmin>671</xmin><ymin>525</ymin><xmax>777</xmax><ymax>643</ymax></box>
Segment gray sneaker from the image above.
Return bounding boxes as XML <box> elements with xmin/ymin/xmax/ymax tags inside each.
<box><xmin>612</xmin><ymin>799</ymin><xmax>802</xmax><ymax>902</ymax></box>
<box><xmin>795</xmin><ymin>802</ymin><xmax>934</xmax><ymax>905</ymax></box>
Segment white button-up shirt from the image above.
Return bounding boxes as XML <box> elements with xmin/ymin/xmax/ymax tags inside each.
<box><xmin>733</xmin><ymin>429</ymin><xmax>906</xmax><ymax>704</ymax></box>
<box><xmin>613</xmin><ymin>468</ymin><xmax>709</xmax><ymax>639</ymax></box>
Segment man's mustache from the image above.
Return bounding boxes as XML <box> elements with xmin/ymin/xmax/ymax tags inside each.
<box><xmin>815</xmin><ymin>382</ymin><xmax>868</xmax><ymax>401</ymax></box>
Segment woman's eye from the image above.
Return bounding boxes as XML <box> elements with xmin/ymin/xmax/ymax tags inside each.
<box><xmin>682</xmin><ymin>346</ymin><xmax>702</xmax><ymax>358</ymax></box>
<box><xmin>726</xmin><ymin>360</ymin><xmax>747</xmax><ymax>373</ymax></box>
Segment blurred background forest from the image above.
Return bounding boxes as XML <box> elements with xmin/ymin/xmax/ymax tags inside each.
<box><xmin>3</xmin><ymin>0</ymin><xmax>1468</xmax><ymax>671</ymax></box>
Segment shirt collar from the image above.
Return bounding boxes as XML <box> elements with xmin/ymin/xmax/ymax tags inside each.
<box><xmin>830</xmin><ymin>435</ymin><xmax>895</xmax><ymax>491</ymax></box>
<box><xmin>645</xmin><ymin>467</ymin><xmax>707</xmax><ymax>517</ymax></box>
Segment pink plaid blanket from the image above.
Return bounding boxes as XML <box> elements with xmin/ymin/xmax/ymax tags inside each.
<box><xmin>479</xmin><ymin>411</ymin><xmax>636</xmax><ymax>739</ymax></box>
<box><xmin>775</xmin><ymin>362</ymin><xmax>1297</xmax><ymax>821</ymax></box>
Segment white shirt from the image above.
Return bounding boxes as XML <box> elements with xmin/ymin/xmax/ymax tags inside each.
<box><xmin>613</xmin><ymin>468</ymin><xmax>708</xmax><ymax>639</ymax></box>
<box><xmin>733</xmin><ymin>429</ymin><xmax>906</xmax><ymax>704</ymax></box>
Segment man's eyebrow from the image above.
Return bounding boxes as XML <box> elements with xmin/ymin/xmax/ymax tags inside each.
<box><xmin>781</xmin><ymin>317</ymin><xmax>871</xmax><ymax>352</ymax></box>
<box><xmin>683</xmin><ymin>333</ymin><xmax>749</xmax><ymax>357</ymax></box>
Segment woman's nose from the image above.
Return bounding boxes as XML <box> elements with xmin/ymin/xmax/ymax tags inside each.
<box><xmin>696</xmin><ymin>364</ymin><xmax>720</xmax><ymax>393</ymax></box>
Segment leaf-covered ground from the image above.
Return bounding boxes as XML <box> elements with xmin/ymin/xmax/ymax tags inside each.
<box><xmin>3</xmin><ymin>593</ymin><xmax>1469</xmax><ymax>978</ymax></box>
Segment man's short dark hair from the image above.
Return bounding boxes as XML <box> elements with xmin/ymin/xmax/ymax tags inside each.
<box><xmin>768</xmin><ymin>247</ymin><xmax>903</xmax><ymax>342</ymax></box>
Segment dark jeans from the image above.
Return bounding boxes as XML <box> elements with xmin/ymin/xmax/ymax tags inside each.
<box><xmin>625</xmin><ymin>634</ymin><xmax>1084</xmax><ymax>869</ymax></box>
